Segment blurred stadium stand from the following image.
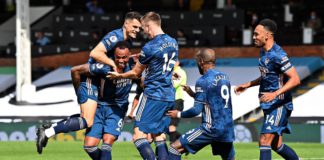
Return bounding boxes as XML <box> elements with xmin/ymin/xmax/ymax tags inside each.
<box><xmin>2</xmin><ymin>0</ymin><xmax>324</xmax><ymax>55</ymax></box>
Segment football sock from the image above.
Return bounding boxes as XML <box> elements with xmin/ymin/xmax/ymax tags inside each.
<box><xmin>168</xmin><ymin>146</ymin><xmax>181</xmax><ymax>160</ymax></box>
<box><xmin>84</xmin><ymin>146</ymin><xmax>101</xmax><ymax>160</ymax></box>
<box><xmin>53</xmin><ymin>116</ymin><xmax>88</xmax><ymax>135</ymax></box>
<box><xmin>44</xmin><ymin>114</ymin><xmax>81</xmax><ymax>138</ymax></box>
<box><xmin>260</xmin><ymin>145</ymin><xmax>271</xmax><ymax>160</ymax></box>
<box><xmin>275</xmin><ymin>144</ymin><xmax>299</xmax><ymax>160</ymax></box>
<box><xmin>134</xmin><ymin>138</ymin><xmax>156</xmax><ymax>160</ymax></box>
<box><xmin>155</xmin><ymin>140</ymin><xmax>168</xmax><ymax>160</ymax></box>
<box><xmin>100</xmin><ymin>143</ymin><xmax>112</xmax><ymax>160</ymax></box>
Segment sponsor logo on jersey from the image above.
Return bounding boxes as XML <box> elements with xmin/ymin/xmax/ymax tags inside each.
<box><xmin>281</xmin><ymin>56</ymin><xmax>289</xmax><ymax>63</ymax></box>
<box><xmin>109</xmin><ymin>35</ymin><xmax>117</xmax><ymax>42</ymax></box>
<box><xmin>196</xmin><ymin>87</ymin><xmax>204</xmax><ymax>93</ymax></box>
<box><xmin>281</xmin><ymin>62</ymin><xmax>292</xmax><ymax>71</ymax></box>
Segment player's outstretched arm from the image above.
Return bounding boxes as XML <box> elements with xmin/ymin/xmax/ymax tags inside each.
<box><xmin>234</xmin><ymin>77</ymin><xmax>261</xmax><ymax>95</ymax></box>
<box><xmin>181</xmin><ymin>85</ymin><xmax>195</xmax><ymax>98</ymax></box>
<box><xmin>71</xmin><ymin>64</ymin><xmax>91</xmax><ymax>93</ymax></box>
<box><xmin>89</xmin><ymin>42</ymin><xmax>117</xmax><ymax>72</ymax></box>
<box><xmin>168</xmin><ymin>101</ymin><xmax>203</xmax><ymax>118</ymax></box>
<box><xmin>108</xmin><ymin>61</ymin><xmax>146</xmax><ymax>79</ymax></box>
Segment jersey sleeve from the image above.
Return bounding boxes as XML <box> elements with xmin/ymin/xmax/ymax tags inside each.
<box><xmin>194</xmin><ymin>78</ymin><xmax>206</xmax><ymax>104</ymax></box>
<box><xmin>100</xmin><ymin>32</ymin><xmax>119</xmax><ymax>53</ymax></box>
<box><xmin>274</xmin><ymin>54</ymin><xmax>293</xmax><ymax>73</ymax></box>
<box><xmin>180</xmin><ymin>101</ymin><xmax>203</xmax><ymax>118</ymax></box>
<box><xmin>89</xmin><ymin>63</ymin><xmax>112</xmax><ymax>75</ymax></box>
<box><xmin>139</xmin><ymin>45</ymin><xmax>153</xmax><ymax>65</ymax></box>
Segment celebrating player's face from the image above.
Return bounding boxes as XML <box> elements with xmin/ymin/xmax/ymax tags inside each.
<box><xmin>125</xmin><ymin>19</ymin><xmax>141</xmax><ymax>39</ymax></box>
<box><xmin>253</xmin><ymin>25</ymin><xmax>267</xmax><ymax>48</ymax></box>
<box><xmin>114</xmin><ymin>47</ymin><xmax>130</xmax><ymax>69</ymax></box>
<box><xmin>141</xmin><ymin>20</ymin><xmax>153</xmax><ymax>39</ymax></box>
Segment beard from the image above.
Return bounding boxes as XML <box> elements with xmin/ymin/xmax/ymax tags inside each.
<box><xmin>254</xmin><ymin>40</ymin><xmax>264</xmax><ymax>48</ymax></box>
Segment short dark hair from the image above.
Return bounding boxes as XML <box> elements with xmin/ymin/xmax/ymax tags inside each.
<box><xmin>115</xmin><ymin>41</ymin><xmax>130</xmax><ymax>50</ymax></box>
<box><xmin>124</xmin><ymin>11</ymin><xmax>142</xmax><ymax>22</ymax></box>
<box><xmin>259</xmin><ymin>19</ymin><xmax>277</xmax><ymax>34</ymax></box>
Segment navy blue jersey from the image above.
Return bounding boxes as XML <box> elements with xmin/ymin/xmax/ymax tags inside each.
<box><xmin>139</xmin><ymin>34</ymin><xmax>178</xmax><ymax>102</ymax></box>
<box><xmin>258</xmin><ymin>43</ymin><xmax>293</xmax><ymax>110</ymax></box>
<box><xmin>98</xmin><ymin>64</ymin><xmax>132</xmax><ymax>110</ymax></box>
<box><xmin>193</xmin><ymin>69</ymin><xmax>234</xmax><ymax>141</ymax></box>
<box><xmin>88</xmin><ymin>28</ymin><xmax>127</xmax><ymax>64</ymax></box>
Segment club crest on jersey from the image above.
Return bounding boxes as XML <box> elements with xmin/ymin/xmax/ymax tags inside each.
<box><xmin>96</xmin><ymin>63</ymin><xmax>104</xmax><ymax>69</ymax></box>
<box><xmin>264</xmin><ymin>58</ymin><xmax>269</xmax><ymax>65</ymax></box>
<box><xmin>109</xmin><ymin>36</ymin><xmax>117</xmax><ymax>42</ymax></box>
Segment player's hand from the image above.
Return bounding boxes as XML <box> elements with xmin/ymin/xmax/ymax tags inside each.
<box><xmin>260</xmin><ymin>92</ymin><xmax>278</xmax><ymax>103</ymax></box>
<box><xmin>234</xmin><ymin>84</ymin><xmax>249</xmax><ymax>95</ymax></box>
<box><xmin>167</xmin><ymin>110</ymin><xmax>179</xmax><ymax>118</ymax></box>
<box><xmin>112</xmin><ymin>66</ymin><xmax>118</xmax><ymax>72</ymax></box>
<box><xmin>181</xmin><ymin>85</ymin><xmax>195</xmax><ymax>97</ymax></box>
<box><xmin>172</xmin><ymin>72</ymin><xmax>181</xmax><ymax>80</ymax></box>
<box><xmin>107</xmin><ymin>71</ymin><xmax>121</xmax><ymax>79</ymax></box>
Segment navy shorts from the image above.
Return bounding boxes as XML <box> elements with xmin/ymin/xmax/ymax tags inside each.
<box><xmin>77</xmin><ymin>77</ymin><xmax>99</xmax><ymax>104</ymax></box>
<box><xmin>86</xmin><ymin>104</ymin><xmax>127</xmax><ymax>139</ymax></box>
<box><xmin>261</xmin><ymin>106</ymin><xmax>292</xmax><ymax>135</ymax></box>
<box><xmin>134</xmin><ymin>95</ymin><xmax>173</xmax><ymax>134</ymax></box>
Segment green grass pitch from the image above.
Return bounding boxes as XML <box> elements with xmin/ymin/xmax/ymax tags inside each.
<box><xmin>0</xmin><ymin>142</ymin><xmax>324</xmax><ymax>160</ymax></box>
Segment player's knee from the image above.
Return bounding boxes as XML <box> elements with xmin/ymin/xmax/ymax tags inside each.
<box><xmin>259</xmin><ymin>136</ymin><xmax>272</xmax><ymax>146</ymax></box>
<box><xmin>103</xmin><ymin>134</ymin><xmax>116</xmax><ymax>145</ymax></box>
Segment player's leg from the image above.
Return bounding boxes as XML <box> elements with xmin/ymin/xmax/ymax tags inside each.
<box><xmin>272</xmin><ymin>135</ymin><xmax>298</xmax><ymax>160</ymax></box>
<box><xmin>168</xmin><ymin>139</ymin><xmax>184</xmax><ymax>160</ymax></box>
<box><xmin>259</xmin><ymin>133</ymin><xmax>275</xmax><ymax>160</ymax></box>
<box><xmin>169</xmin><ymin>127</ymin><xmax>209</xmax><ymax>160</ymax></box>
<box><xmin>101</xmin><ymin>134</ymin><xmax>117</xmax><ymax>160</ymax></box>
<box><xmin>133</xmin><ymin>127</ymin><xmax>154</xmax><ymax>160</ymax></box>
<box><xmin>84</xmin><ymin>136</ymin><xmax>102</xmax><ymax>160</ymax></box>
<box><xmin>36</xmin><ymin>78</ymin><xmax>99</xmax><ymax>154</ymax></box>
<box><xmin>46</xmin><ymin>99</ymin><xmax>96</xmax><ymax>136</ymax></box>
<box><xmin>133</xmin><ymin>95</ymin><xmax>161</xmax><ymax>160</ymax></box>
<box><xmin>83</xmin><ymin>105</ymin><xmax>104</xmax><ymax>160</ymax></box>
<box><xmin>169</xmin><ymin>99</ymin><xmax>184</xmax><ymax>143</ymax></box>
<box><xmin>211</xmin><ymin>141</ymin><xmax>235</xmax><ymax>160</ymax></box>
<box><xmin>271</xmin><ymin>107</ymin><xmax>299</xmax><ymax>160</ymax></box>
<box><xmin>259</xmin><ymin>106</ymin><xmax>289</xmax><ymax>160</ymax></box>
<box><xmin>100</xmin><ymin>105</ymin><xmax>125</xmax><ymax>160</ymax></box>
<box><xmin>153</xmin><ymin>133</ymin><xmax>168</xmax><ymax>160</ymax></box>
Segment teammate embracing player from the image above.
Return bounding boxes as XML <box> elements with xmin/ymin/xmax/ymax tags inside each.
<box><xmin>36</xmin><ymin>11</ymin><xmax>142</xmax><ymax>154</ymax></box>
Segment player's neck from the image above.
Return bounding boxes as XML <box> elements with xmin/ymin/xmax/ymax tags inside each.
<box><xmin>122</xmin><ymin>27</ymin><xmax>128</xmax><ymax>40</ymax></box>
<box><xmin>263</xmin><ymin>40</ymin><xmax>274</xmax><ymax>52</ymax></box>
<box><xmin>152</xmin><ymin>28</ymin><xmax>164</xmax><ymax>38</ymax></box>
